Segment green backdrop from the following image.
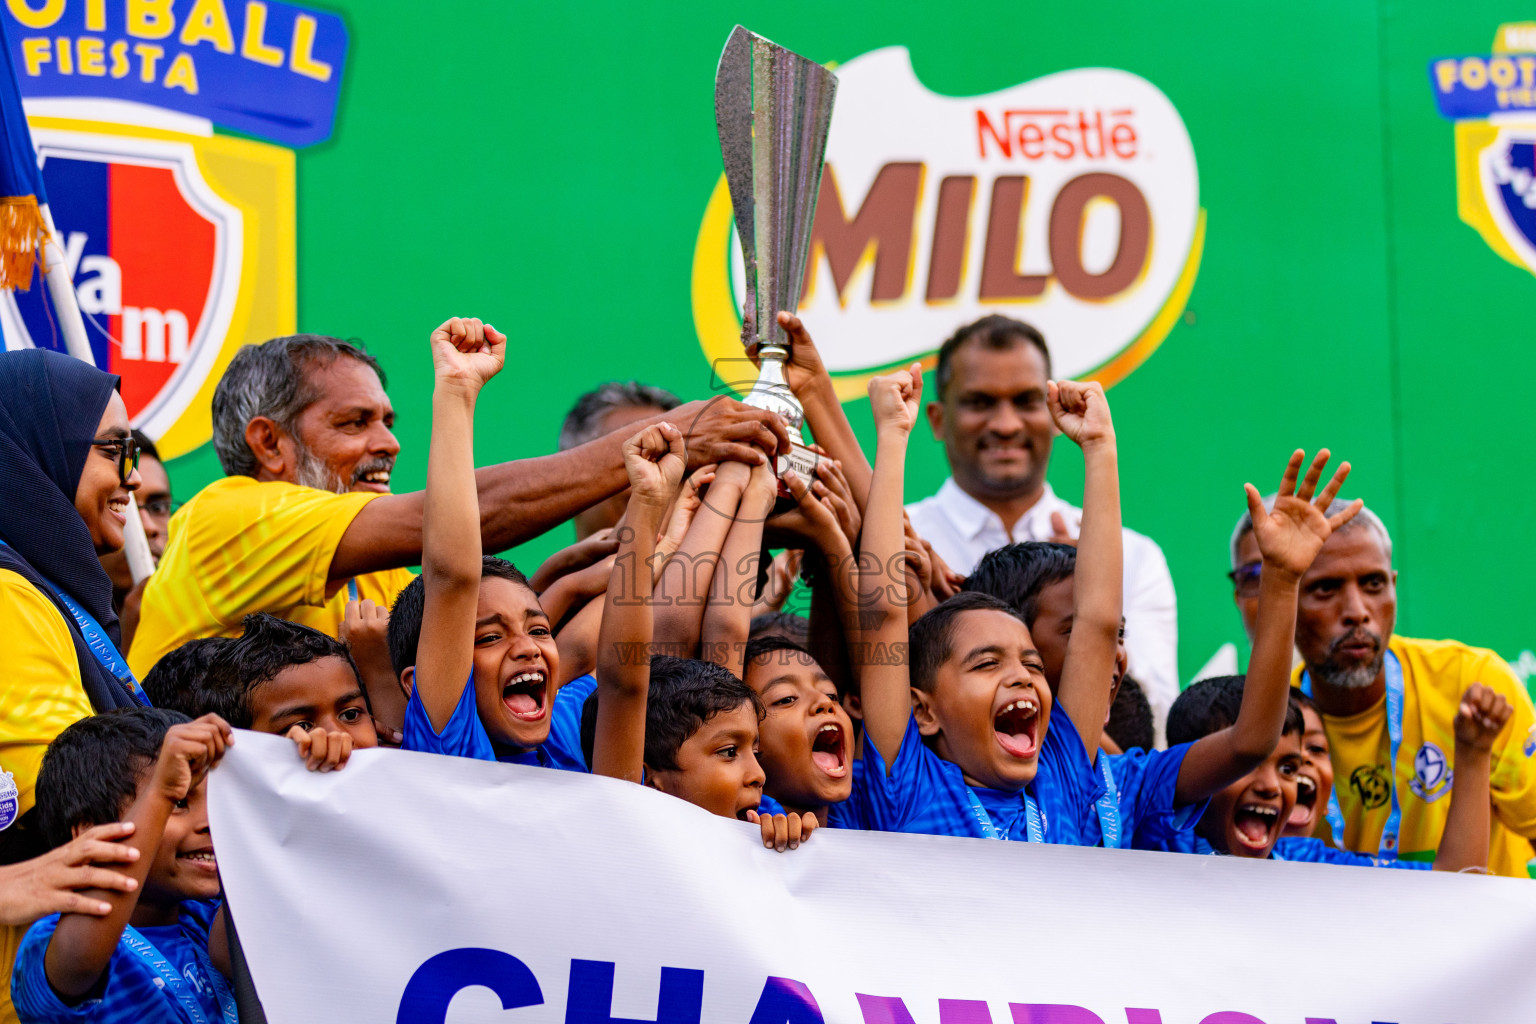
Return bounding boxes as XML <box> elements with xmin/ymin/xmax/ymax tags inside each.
<box><xmin>162</xmin><ymin>1</ymin><xmax>1536</xmax><ymax>690</ymax></box>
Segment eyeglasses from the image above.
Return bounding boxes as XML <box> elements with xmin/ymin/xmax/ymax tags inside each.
<box><xmin>89</xmin><ymin>436</ymin><xmax>141</xmax><ymax>486</ymax></box>
<box><xmin>1227</xmin><ymin>560</ymin><xmax>1262</xmax><ymax>597</ymax></box>
<box><xmin>140</xmin><ymin>498</ymin><xmax>178</xmax><ymax>518</ymax></box>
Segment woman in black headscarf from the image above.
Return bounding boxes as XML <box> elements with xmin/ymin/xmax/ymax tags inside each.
<box><xmin>0</xmin><ymin>349</ymin><xmax>146</xmax><ymax>858</ymax></box>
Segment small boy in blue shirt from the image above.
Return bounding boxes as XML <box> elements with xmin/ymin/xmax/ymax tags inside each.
<box><xmin>11</xmin><ymin>708</ymin><xmax>235</xmax><ymax>1024</ymax></box>
<box><xmin>586</xmin><ymin>421</ymin><xmax>814</xmax><ymax>850</ymax></box>
<box><xmin>148</xmin><ymin>615</ymin><xmax>378</xmax><ymax>772</ymax></box>
<box><xmin>853</xmin><ymin>367</ymin><xmax>1122</xmax><ymax>844</ymax></box>
<box><xmin>381</xmin><ymin>317</ymin><xmax>592</xmax><ymax>773</ymax></box>
<box><xmin>964</xmin><ymin>447</ymin><xmax>1361</xmax><ymax>850</ymax></box>
<box><xmin>1164</xmin><ymin>677</ymin><xmax>1508</xmax><ymax>870</ymax></box>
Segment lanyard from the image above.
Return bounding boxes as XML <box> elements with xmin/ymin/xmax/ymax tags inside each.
<box><xmin>1301</xmin><ymin>649</ymin><xmax>1404</xmax><ymax>861</ymax></box>
<box><xmin>121</xmin><ymin>925</ymin><xmax>238</xmax><ymax>1024</ymax></box>
<box><xmin>0</xmin><ymin>540</ymin><xmax>146</xmax><ymax>705</ymax></box>
<box><xmin>347</xmin><ymin>578</ymin><xmax>359</xmax><ymax>601</ymax></box>
<box><xmin>1095</xmin><ymin>755</ymin><xmax>1123</xmax><ymax>849</ymax></box>
<box><xmin>964</xmin><ymin>786</ymin><xmax>1044</xmax><ymax>842</ymax></box>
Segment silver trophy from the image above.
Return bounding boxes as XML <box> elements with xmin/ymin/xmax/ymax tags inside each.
<box><xmin>714</xmin><ymin>25</ymin><xmax>837</xmax><ymax>490</ymax></box>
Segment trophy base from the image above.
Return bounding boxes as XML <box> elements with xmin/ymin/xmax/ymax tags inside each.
<box><xmin>771</xmin><ymin>442</ymin><xmax>820</xmax><ymax>514</ymax></box>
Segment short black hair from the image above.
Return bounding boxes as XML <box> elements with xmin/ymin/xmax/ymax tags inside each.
<box><xmin>934</xmin><ymin>315</ymin><xmax>1051</xmax><ymax>398</ymax></box>
<box><xmin>964</xmin><ymin>542</ymin><xmax>1077</xmax><ymax>626</ymax></box>
<box><xmin>140</xmin><ymin>637</ymin><xmax>237</xmax><ymax>717</ymax></box>
<box><xmin>1105</xmin><ymin>674</ymin><xmax>1155</xmax><ymax>753</ymax></box>
<box><xmin>217</xmin><ymin>614</ymin><xmax>363</xmax><ymax>728</ymax></box>
<box><xmin>908</xmin><ymin>592</ymin><xmax>1027</xmax><ymax>694</ymax></box>
<box><xmin>558</xmin><ymin>381</ymin><xmax>681</xmax><ymax>451</ymax></box>
<box><xmin>644</xmin><ymin>656</ymin><xmax>762</xmax><ymax>772</ymax></box>
<box><xmin>35</xmin><ymin>707</ymin><xmax>190</xmax><ymax>849</ymax></box>
<box><xmin>1167</xmin><ymin>675</ymin><xmax>1303</xmax><ymax>747</ymax></box>
<box><xmin>748</xmin><ymin>611</ymin><xmax>811</xmax><ymax>645</ymax></box>
<box><xmin>742</xmin><ymin>634</ymin><xmax>819</xmax><ymax>677</ymax></box>
<box><xmin>387</xmin><ymin>557</ymin><xmax>531</xmax><ymax>676</ymax></box>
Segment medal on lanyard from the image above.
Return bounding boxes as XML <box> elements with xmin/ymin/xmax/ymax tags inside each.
<box><xmin>965</xmin><ymin>787</ymin><xmax>1045</xmax><ymax>842</ymax></box>
<box><xmin>1300</xmin><ymin>650</ymin><xmax>1404</xmax><ymax>861</ymax></box>
<box><xmin>121</xmin><ymin>926</ymin><xmax>238</xmax><ymax>1024</ymax></box>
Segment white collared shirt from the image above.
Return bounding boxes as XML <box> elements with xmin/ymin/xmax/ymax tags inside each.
<box><xmin>907</xmin><ymin>477</ymin><xmax>1179</xmax><ymax>744</ymax></box>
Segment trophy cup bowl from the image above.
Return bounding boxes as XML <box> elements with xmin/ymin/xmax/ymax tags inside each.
<box><xmin>715</xmin><ymin>26</ymin><xmax>837</xmax><ymax>503</ymax></box>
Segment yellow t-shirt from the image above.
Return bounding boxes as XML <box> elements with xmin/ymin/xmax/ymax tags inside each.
<box><xmin>1293</xmin><ymin>635</ymin><xmax>1536</xmax><ymax>878</ymax></box>
<box><xmin>129</xmin><ymin>477</ymin><xmax>416</xmax><ymax>676</ymax></box>
<box><xmin>0</xmin><ymin>569</ymin><xmax>95</xmax><ymax>1024</ymax></box>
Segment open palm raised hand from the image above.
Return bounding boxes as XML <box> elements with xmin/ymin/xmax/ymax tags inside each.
<box><xmin>1245</xmin><ymin>449</ymin><xmax>1362</xmax><ymax>579</ymax></box>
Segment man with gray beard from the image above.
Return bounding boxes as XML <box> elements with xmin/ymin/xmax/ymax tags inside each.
<box><xmin>128</xmin><ymin>327</ymin><xmax>790</xmax><ymax>677</ymax></box>
<box><xmin>1282</xmin><ymin>500</ymin><xmax>1536</xmax><ymax>877</ymax></box>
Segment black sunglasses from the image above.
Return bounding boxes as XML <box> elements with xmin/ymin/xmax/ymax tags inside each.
<box><xmin>89</xmin><ymin>436</ymin><xmax>141</xmax><ymax>486</ymax></box>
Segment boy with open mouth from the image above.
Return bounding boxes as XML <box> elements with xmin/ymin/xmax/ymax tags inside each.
<box><xmin>740</xmin><ymin>635</ymin><xmax>855</xmax><ymax>826</ymax></box>
<box><xmin>1283</xmin><ymin>690</ymin><xmax>1333</xmax><ymax>839</ymax></box>
<box><xmin>1166</xmin><ymin>677</ymin><xmax>1508</xmax><ymax>870</ymax></box>
<box><xmin>966</xmin><ymin>449</ymin><xmax>1360</xmax><ymax>852</ymax></box>
<box><xmin>585</xmin><ymin>423</ymin><xmax>815</xmax><ymax>851</ymax></box>
<box><xmin>386</xmin><ymin>318</ymin><xmax>591</xmax><ymax>772</ymax></box>
<box><xmin>849</xmin><ymin>365</ymin><xmax>1123</xmax><ymax>844</ymax></box>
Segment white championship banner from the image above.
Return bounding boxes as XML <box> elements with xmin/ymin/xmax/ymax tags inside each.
<box><xmin>209</xmin><ymin>730</ymin><xmax>1536</xmax><ymax>1023</ymax></box>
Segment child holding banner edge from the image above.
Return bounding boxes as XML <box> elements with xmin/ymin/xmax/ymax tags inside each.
<box><xmin>853</xmin><ymin>367</ymin><xmax>1119</xmax><ymax>842</ymax></box>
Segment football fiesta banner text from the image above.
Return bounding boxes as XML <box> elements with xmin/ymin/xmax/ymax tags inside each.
<box><xmin>209</xmin><ymin>731</ymin><xmax>1536</xmax><ymax>1024</ymax></box>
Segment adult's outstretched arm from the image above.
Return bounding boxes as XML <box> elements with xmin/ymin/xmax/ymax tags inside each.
<box><xmin>329</xmin><ymin>398</ymin><xmax>788</xmax><ymax>581</ymax></box>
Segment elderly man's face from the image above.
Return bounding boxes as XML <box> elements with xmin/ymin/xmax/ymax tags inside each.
<box><xmin>1294</xmin><ymin>527</ymin><xmax>1397</xmax><ymax>691</ymax></box>
<box><xmin>290</xmin><ymin>356</ymin><xmax>399</xmax><ymax>494</ymax></box>
<box><xmin>925</xmin><ymin>340</ymin><xmax>1055</xmax><ymax>502</ymax></box>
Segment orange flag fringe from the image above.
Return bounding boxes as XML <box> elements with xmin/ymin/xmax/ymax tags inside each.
<box><xmin>0</xmin><ymin>194</ymin><xmax>47</xmax><ymax>291</ymax></box>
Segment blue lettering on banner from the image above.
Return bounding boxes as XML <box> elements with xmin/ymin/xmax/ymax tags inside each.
<box><xmin>395</xmin><ymin>948</ymin><xmax>543</xmax><ymax>1024</ymax></box>
<box><xmin>3</xmin><ymin>0</ymin><xmax>347</xmax><ymax>147</ymax></box>
<box><xmin>566</xmin><ymin>959</ymin><xmax>705</xmax><ymax>1024</ymax></box>
<box><xmin>748</xmin><ymin>978</ymin><xmax>824</xmax><ymax>1024</ymax></box>
<box><xmin>391</xmin><ymin>950</ymin><xmax>1411</xmax><ymax>1023</ymax></box>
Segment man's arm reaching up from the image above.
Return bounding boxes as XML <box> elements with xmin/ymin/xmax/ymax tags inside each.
<box><xmin>331</xmin><ymin>398</ymin><xmax>789</xmax><ymax>581</ymax></box>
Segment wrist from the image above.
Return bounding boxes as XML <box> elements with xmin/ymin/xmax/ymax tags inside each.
<box><xmin>1078</xmin><ymin>436</ymin><xmax>1117</xmax><ymax>457</ymax></box>
<box><xmin>875</xmin><ymin>425</ymin><xmax>913</xmax><ymax>445</ymax></box>
<box><xmin>433</xmin><ymin>379</ymin><xmax>480</xmax><ymax>406</ymax></box>
<box><xmin>1258</xmin><ymin>563</ymin><xmax>1304</xmax><ymax>587</ymax></box>
<box><xmin>798</xmin><ymin>373</ymin><xmax>837</xmax><ymax>406</ymax></box>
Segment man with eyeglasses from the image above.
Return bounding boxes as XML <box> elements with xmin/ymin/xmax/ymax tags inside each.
<box><xmin>97</xmin><ymin>430</ymin><xmax>173</xmax><ymax>652</ymax></box>
<box><xmin>1230</xmin><ymin>497</ymin><xmax>1536</xmax><ymax>877</ymax></box>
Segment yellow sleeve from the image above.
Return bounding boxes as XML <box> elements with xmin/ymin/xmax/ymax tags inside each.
<box><xmin>0</xmin><ymin>571</ymin><xmax>93</xmax><ymax>817</ymax></box>
<box><xmin>184</xmin><ymin>479</ymin><xmax>381</xmax><ymax>612</ymax></box>
<box><xmin>132</xmin><ymin>480</ymin><xmax>388</xmax><ymax>675</ymax></box>
<box><xmin>1468</xmin><ymin>648</ymin><xmax>1536</xmax><ymax>838</ymax></box>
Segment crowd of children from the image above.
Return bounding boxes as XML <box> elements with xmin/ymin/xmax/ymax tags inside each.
<box><xmin>1</xmin><ymin>313</ymin><xmax>1519</xmax><ymax>1022</ymax></box>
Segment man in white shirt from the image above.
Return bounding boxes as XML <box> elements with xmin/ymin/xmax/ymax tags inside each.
<box><xmin>906</xmin><ymin>315</ymin><xmax>1180</xmax><ymax>739</ymax></box>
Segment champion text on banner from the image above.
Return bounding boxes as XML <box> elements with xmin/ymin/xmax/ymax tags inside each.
<box><xmin>208</xmin><ymin>731</ymin><xmax>1536</xmax><ymax>1024</ymax></box>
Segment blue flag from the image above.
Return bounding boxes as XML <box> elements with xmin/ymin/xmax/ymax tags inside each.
<box><xmin>0</xmin><ymin>14</ymin><xmax>47</xmax><ymax>291</ymax></box>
